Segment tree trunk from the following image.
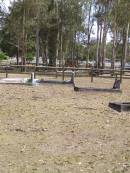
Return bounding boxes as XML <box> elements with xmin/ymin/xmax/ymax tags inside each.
<box><xmin>48</xmin><ymin>28</ymin><xmax>57</xmax><ymax>66</ymax></box>
<box><xmin>56</xmin><ymin>27</ymin><xmax>59</xmax><ymax>66</ymax></box>
<box><xmin>72</xmin><ymin>31</ymin><xmax>76</xmax><ymax>67</ymax></box>
<box><xmin>111</xmin><ymin>28</ymin><xmax>117</xmax><ymax>69</ymax></box>
<box><xmin>121</xmin><ymin>23</ymin><xmax>129</xmax><ymax>70</ymax></box>
<box><xmin>124</xmin><ymin>22</ymin><xmax>129</xmax><ymax>67</ymax></box>
<box><xmin>96</xmin><ymin>21</ymin><xmax>100</xmax><ymax>68</ymax></box>
<box><xmin>87</xmin><ymin>33</ymin><xmax>90</xmax><ymax>66</ymax></box>
<box><xmin>36</xmin><ymin>27</ymin><xmax>40</xmax><ymax>66</ymax></box>
<box><xmin>86</xmin><ymin>1</ymin><xmax>92</xmax><ymax>66</ymax></box>
<box><xmin>23</xmin><ymin>33</ymin><xmax>27</xmax><ymax>67</ymax></box>
<box><xmin>42</xmin><ymin>43</ymin><xmax>48</xmax><ymax>66</ymax></box>
<box><xmin>98</xmin><ymin>24</ymin><xmax>103</xmax><ymax>68</ymax></box>
<box><xmin>21</xmin><ymin>4</ymin><xmax>26</xmax><ymax>71</ymax></box>
<box><xmin>60</xmin><ymin>25</ymin><xmax>64</xmax><ymax>67</ymax></box>
<box><xmin>102</xmin><ymin>20</ymin><xmax>108</xmax><ymax>69</ymax></box>
<box><xmin>16</xmin><ymin>39</ymin><xmax>20</xmax><ymax>65</ymax></box>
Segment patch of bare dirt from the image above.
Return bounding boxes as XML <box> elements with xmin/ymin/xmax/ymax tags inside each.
<box><xmin>0</xmin><ymin>75</ymin><xmax>130</xmax><ymax>173</ymax></box>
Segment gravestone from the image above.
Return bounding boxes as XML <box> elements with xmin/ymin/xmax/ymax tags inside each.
<box><xmin>109</xmin><ymin>102</ymin><xmax>130</xmax><ymax>112</ymax></box>
<box><xmin>112</xmin><ymin>79</ymin><xmax>121</xmax><ymax>89</ymax></box>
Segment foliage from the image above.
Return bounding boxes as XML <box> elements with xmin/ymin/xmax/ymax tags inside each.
<box><xmin>0</xmin><ymin>51</ymin><xmax>8</xmax><ymax>60</ymax></box>
<box><xmin>26</xmin><ymin>52</ymin><xmax>34</xmax><ymax>62</ymax></box>
<box><xmin>0</xmin><ymin>0</ymin><xmax>130</xmax><ymax>68</ymax></box>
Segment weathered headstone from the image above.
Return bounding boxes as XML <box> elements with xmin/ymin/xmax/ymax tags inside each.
<box><xmin>109</xmin><ymin>102</ymin><xmax>130</xmax><ymax>112</ymax></box>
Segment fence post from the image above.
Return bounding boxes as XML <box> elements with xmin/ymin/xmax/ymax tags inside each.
<box><xmin>56</xmin><ymin>69</ymin><xmax>58</xmax><ymax>78</ymax></box>
<box><xmin>120</xmin><ymin>69</ymin><xmax>123</xmax><ymax>83</ymax></box>
<box><xmin>91</xmin><ymin>67</ymin><xmax>94</xmax><ymax>83</ymax></box>
<box><xmin>6</xmin><ymin>68</ymin><xmax>8</xmax><ymax>78</ymax></box>
<box><xmin>31</xmin><ymin>72</ymin><xmax>35</xmax><ymax>82</ymax></box>
<box><xmin>62</xmin><ymin>66</ymin><xmax>65</xmax><ymax>81</ymax></box>
<box><xmin>34</xmin><ymin>66</ymin><xmax>37</xmax><ymax>79</ymax></box>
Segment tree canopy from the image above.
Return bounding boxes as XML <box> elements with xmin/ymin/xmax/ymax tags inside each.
<box><xmin>0</xmin><ymin>0</ymin><xmax>130</xmax><ymax>68</ymax></box>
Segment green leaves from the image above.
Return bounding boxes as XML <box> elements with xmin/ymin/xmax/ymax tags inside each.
<box><xmin>0</xmin><ymin>51</ymin><xmax>8</xmax><ymax>60</ymax></box>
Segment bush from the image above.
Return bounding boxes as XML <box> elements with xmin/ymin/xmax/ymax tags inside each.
<box><xmin>26</xmin><ymin>52</ymin><xmax>34</xmax><ymax>62</ymax></box>
<box><xmin>0</xmin><ymin>51</ymin><xmax>8</xmax><ymax>60</ymax></box>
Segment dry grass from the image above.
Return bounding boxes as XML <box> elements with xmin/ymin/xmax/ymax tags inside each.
<box><xmin>0</xmin><ymin>75</ymin><xmax>130</xmax><ymax>173</ymax></box>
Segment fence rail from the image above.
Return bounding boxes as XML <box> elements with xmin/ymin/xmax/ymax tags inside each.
<box><xmin>0</xmin><ymin>65</ymin><xmax>130</xmax><ymax>82</ymax></box>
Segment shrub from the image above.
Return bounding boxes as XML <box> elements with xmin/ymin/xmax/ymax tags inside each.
<box><xmin>26</xmin><ymin>52</ymin><xmax>34</xmax><ymax>62</ymax></box>
<box><xmin>0</xmin><ymin>51</ymin><xmax>8</xmax><ymax>60</ymax></box>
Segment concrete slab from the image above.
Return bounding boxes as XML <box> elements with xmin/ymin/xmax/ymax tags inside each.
<box><xmin>109</xmin><ymin>102</ymin><xmax>130</xmax><ymax>112</ymax></box>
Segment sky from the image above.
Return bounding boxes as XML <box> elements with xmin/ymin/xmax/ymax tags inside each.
<box><xmin>4</xmin><ymin>0</ymin><xmax>11</xmax><ymax>6</ymax></box>
<box><xmin>2</xmin><ymin>0</ymin><xmax>12</xmax><ymax>12</ymax></box>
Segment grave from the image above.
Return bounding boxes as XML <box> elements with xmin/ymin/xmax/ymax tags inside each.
<box><xmin>109</xmin><ymin>102</ymin><xmax>130</xmax><ymax>112</ymax></box>
<box><xmin>0</xmin><ymin>72</ymin><xmax>39</xmax><ymax>85</ymax></box>
<box><xmin>0</xmin><ymin>72</ymin><xmax>74</xmax><ymax>86</ymax></box>
<box><xmin>74</xmin><ymin>79</ymin><xmax>121</xmax><ymax>93</ymax></box>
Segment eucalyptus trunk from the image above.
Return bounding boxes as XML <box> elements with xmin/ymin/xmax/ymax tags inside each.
<box><xmin>16</xmin><ymin>39</ymin><xmax>20</xmax><ymax>65</ymax></box>
<box><xmin>21</xmin><ymin>6</ymin><xmax>26</xmax><ymax>71</ymax></box>
<box><xmin>124</xmin><ymin>22</ymin><xmax>129</xmax><ymax>67</ymax></box>
<box><xmin>36</xmin><ymin>27</ymin><xmax>40</xmax><ymax>66</ymax></box>
<box><xmin>98</xmin><ymin>24</ymin><xmax>103</xmax><ymax>68</ymax></box>
<box><xmin>111</xmin><ymin>28</ymin><xmax>117</xmax><ymax>69</ymax></box>
<box><xmin>102</xmin><ymin>20</ymin><xmax>108</xmax><ymax>69</ymax></box>
<box><xmin>56</xmin><ymin>27</ymin><xmax>60</xmax><ymax>66</ymax></box>
<box><xmin>60</xmin><ymin>24</ymin><xmax>64</xmax><ymax>67</ymax></box>
<box><xmin>121</xmin><ymin>23</ymin><xmax>129</xmax><ymax>70</ymax></box>
<box><xmin>96</xmin><ymin>21</ymin><xmax>100</xmax><ymax>68</ymax></box>
<box><xmin>86</xmin><ymin>1</ymin><xmax>92</xmax><ymax>66</ymax></box>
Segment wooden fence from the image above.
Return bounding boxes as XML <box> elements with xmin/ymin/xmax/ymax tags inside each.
<box><xmin>0</xmin><ymin>65</ymin><xmax>130</xmax><ymax>83</ymax></box>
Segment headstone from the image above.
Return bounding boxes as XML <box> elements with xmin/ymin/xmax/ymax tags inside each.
<box><xmin>109</xmin><ymin>102</ymin><xmax>130</xmax><ymax>112</ymax></box>
<box><xmin>31</xmin><ymin>72</ymin><xmax>35</xmax><ymax>82</ymax></box>
<box><xmin>113</xmin><ymin>79</ymin><xmax>121</xmax><ymax>89</ymax></box>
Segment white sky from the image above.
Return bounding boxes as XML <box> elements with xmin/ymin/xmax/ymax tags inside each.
<box><xmin>3</xmin><ymin>0</ymin><xmax>11</xmax><ymax>6</ymax></box>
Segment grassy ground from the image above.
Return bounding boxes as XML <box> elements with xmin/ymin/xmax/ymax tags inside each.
<box><xmin>0</xmin><ymin>75</ymin><xmax>130</xmax><ymax>173</ymax></box>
